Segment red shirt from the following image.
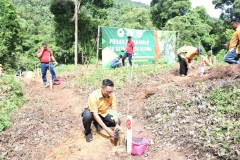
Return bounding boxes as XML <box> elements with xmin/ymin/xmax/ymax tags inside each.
<box><xmin>37</xmin><ymin>48</ymin><xmax>52</xmax><ymax>63</ymax></box>
<box><xmin>126</xmin><ymin>40</ymin><xmax>134</xmax><ymax>54</ymax></box>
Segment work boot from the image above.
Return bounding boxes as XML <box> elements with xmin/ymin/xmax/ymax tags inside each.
<box><xmin>86</xmin><ymin>133</ymin><xmax>93</xmax><ymax>142</ymax></box>
<box><xmin>93</xmin><ymin>121</ymin><xmax>102</xmax><ymax>132</ymax></box>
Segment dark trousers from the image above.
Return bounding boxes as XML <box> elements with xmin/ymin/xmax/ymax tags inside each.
<box><xmin>178</xmin><ymin>54</ymin><xmax>188</xmax><ymax>75</ymax></box>
<box><xmin>122</xmin><ymin>52</ymin><xmax>133</xmax><ymax>66</ymax></box>
<box><xmin>40</xmin><ymin>62</ymin><xmax>56</xmax><ymax>85</ymax></box>
<box><xmin>82</xmin><ymin>108</ymin><xmax>117</xmax><ymax>135</ymax></box>
<box><xmin>224</xmin><ymin>48</ymin><xmax>240</xmax><ymax>64</ymax></box>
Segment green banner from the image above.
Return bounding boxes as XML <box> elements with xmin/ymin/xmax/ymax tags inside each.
<box><xmin>101</xmin><ymin>26</ymin><xmax>176</xmax><ymax>69</ymax></box>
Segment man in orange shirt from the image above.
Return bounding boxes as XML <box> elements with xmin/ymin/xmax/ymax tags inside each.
<box><xmin>176</xmin><ymin>46</ymin><xmax>202</xmax><ymax>76</ymax></box>
<box><xmin>82</xmin><ymin>79</ymin><xmax>120</xmax><ymax>142</ymax></box>
<box><xmin>224</xmin><ymin>17</ymin><xmax>240</xmax><ymax>64</ymax></box>
<box><xmin>37</xmin><ymin>42</ymin><xmax>58</xmax><ymax>87</ymax></box>
<box><xmin>122</xmin><ymin>35</ymin><xmax>134</xmax><ymax>66</ymax></box>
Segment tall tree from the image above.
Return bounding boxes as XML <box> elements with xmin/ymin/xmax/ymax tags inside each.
<box><xmin>11</xmin><ymin>0</ymin><xmax>56</xmax><ymax>70</ymax></box>
<box><xmin>213</xmin><ymin>0</ymin><xmax>240</xmax><ymax>18</ymax></box>
<box><xmin>165</xmin><ymin>7</ymin><xmax>213</xmax><ymax>52</ymax></box>
<box><xmin>107</xmin><ymin>0</ymin><xmax>152</xmax><ymax>28</ymax></box>
<box><xmin>50</xmin><ymin>0</ymin><xmax>114</xmax><ymax>63</ymax></box>
<box><xmin>0</xmin><ymin>0</ymin><xmax>21</xmax><ymax>69</ymax></box>
<box><xmin>150</xmin><ymin>0</ymin><xmax>191</xmax><ymax>29</ymax></box>
<box><xmin>117</xmin><ymin>6</ymin><xmax>155</xmax><ymax>30</ymax></box>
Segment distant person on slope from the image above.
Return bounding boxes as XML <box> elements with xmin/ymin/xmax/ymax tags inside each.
<box><xmin>176</xmin><ymin>46</ymin><xmax>202</xmax><ymax>76</ymax></box>
<box><xmin>37</xmin><ymin>42</ymin><xmax>58</xmax><ymax>87</ymax></box>
<box><xmin>223</xmin><ymin>17</ymin><xmax>240</xmax><ymax>64</ymax></box>
<box><xmin>201</xmin><ymin>52</ymin><xmax>212</xmax><ymax>66</ymax></box>
<box><xmin>110</xmin><ymin>55</ymin><xmax>122</xmax><ymax>69</ymax></box>
<box><xmin>81</xmin><ymin>79</ymin><xmax>121</xmax><ymax>142</ymax></box>
<box><xmin>122</xmin><ymin>35</ymin><xmax>134</xmax><ymax>66</ymax></box>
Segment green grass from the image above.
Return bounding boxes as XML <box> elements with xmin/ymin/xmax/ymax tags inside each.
<box><xmin>0</xmin><ymin>74</ymin><xmax>26</xmax><ymax>131</ymax></box>
<box><xmin>74</xmin><ymin>63</ymin><xmax>177</xmax><ymax>89</ymax></box>
<box><xmin>204</xmin><ymin>86</ymin><xmax>240</xmax><ymax>114</ymax></box>
<box><xmin>55</xmin><ymin>64</ymin><xmax>82</xmax><ymax>74</ymax></box>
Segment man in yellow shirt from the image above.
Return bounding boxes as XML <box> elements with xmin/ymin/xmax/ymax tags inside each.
<box><xmin>82</xmin><ymin>79</ymin><xmax>120</xmax><ymax>142</ymax></box>
<box><xmin>224</xmin><ymin>17</ymin><xmax>240</xmax><ymax>64</ymax></box>
<box><xmin>202</xmin><ymin>52</ymin><xmax>212</xmax><ymax>66</ymax></box>
<box><xmin>176</xmin><ymin>46</ymin><xmax>202</xmax><ymax>76</ymax></box>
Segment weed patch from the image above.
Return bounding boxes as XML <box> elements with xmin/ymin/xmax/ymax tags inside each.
<box><xmin>75</xmin><ymin>63</ymin><xmax>176</xmax><ymax>90</ymax></box>
<box><xmin>0</xmin><ymin>74</ymin><xmax>26</xmax><ymax>131</ymax></box>
<box><xmin>200</xmin><ymin>84</ymin><xmax>240</xmax><ymax>159</ymax></box>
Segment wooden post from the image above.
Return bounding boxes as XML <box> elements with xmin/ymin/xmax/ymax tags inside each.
<box><xmin>96</xmin><ymin>26</ymin><xmax>100</xmax><ymax>68</ymax></box>
<box><xmin>74</xmin><ymin>0</ymin><xmax>78</xmax><ymax>66</ymax></box>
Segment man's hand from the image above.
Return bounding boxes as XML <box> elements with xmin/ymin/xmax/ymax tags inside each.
<box><xmin>223</xmin><ymin>43</ymin><xmax>229</xmax><ymax>49</ymax></box>
<box><xmin>105</xmin><ymin>127</ymin><xmax>114</xmax><ymax>137</ymax></box>
<box><xmin>54</xmin><ymin>61</ymin><xmax>58</xmax><ymax>66</ymax></box>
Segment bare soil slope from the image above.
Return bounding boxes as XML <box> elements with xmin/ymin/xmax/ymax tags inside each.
<box><xmin>0</xmin><ymin>64</ymin><xmax>239</xmax><ymax>160</ymax></box>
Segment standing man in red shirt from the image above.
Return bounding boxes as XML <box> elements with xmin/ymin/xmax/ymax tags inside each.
<box><xmin>37</xmin><ymin>42</ymin><xmax>58</xmax><ymax>87</ymax></box>
<box><xmin>122</xmin><ymin>35</ymin><xmax>134</xmax><ymax>66</ymax></box>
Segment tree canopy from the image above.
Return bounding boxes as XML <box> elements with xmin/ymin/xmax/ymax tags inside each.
<box><xmin>0</xmin><ymin>0</ymin><xmax>239</xmax><ymax>71</ymax></box>
<box><xmin>150</xmin><ymin>0</ymin><xmax>191</xmax><ymax>29</ymax></box>
<box><xmin>0</xmin><ymin>0</ymin><xmax>21</xmax><ymax>69</ymax></box>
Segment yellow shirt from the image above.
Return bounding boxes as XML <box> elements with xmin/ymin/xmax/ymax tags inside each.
<box><xmin>87</xmin><ymin>89</ymin><xmax>116</xmax><ymax>117</ymax></box>
<box><xmin>202</xmin><ymin>56</ymin><xmax>212</xmax><ymax>66</ymax></box>
<box><xmin>177</xmin><ymin>46</ymin><xmax>198</xmax><ymax>60</ymax></box>
<box><xmin>229</xmin><ymin>26</ymin><xmax>240</xmax><ymax>54</ymax></box>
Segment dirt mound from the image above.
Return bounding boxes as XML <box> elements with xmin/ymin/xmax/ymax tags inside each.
<box><xmin>204</xmin><ymin>64</ymin><xmax>240</xmax><ymax>80</ymax></box>
<box><xmin>135</xmin><ymin>64</ymin><xmax>240</xmax><ymax>160</ymax></box>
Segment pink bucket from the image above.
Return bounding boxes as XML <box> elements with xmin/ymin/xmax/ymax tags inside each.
<box><xmin>131</xmin><ymin>136</ymin><xmax>149</xmax><ymax>156</ymax></box>
<box><xmin>53</xmin><ymin>78</ymin><xmax>61</xmax><ymax>85</ymax></box>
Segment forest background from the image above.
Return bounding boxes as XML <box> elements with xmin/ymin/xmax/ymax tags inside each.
<box><xmin>0</xmin><ymin>0</ymin><xmax>240</xmax><ymax>71</ymax></box>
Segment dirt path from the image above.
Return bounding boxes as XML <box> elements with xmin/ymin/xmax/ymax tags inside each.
<box><xmin>1</xmin><ymin>64</ymin><xmax>239</xmax><ymax>160</ymax></box>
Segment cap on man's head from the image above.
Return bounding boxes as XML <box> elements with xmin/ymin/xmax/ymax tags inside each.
<box><xmin>197</xmin><ymin>48</ymin><xmax>202</xmax><ymax>55</ymax></box>
<box><xmin>0</xmin><ymin>64</ymin><xmax>2</xmax><ymax>67</ymax></box>
<box><xmin>207</xmin><ymin>52</ymin><xmax>211</xmax><ymax>56</ymax></box>
<box><xmin>127</xmin><ymin>35</ymin><xmax>132</xmax><ymax>38</ymax></box>
<box><xmin>231</xmin><ymin>17</ymin><xmax>240</xmax><ymax>23</ymax></box>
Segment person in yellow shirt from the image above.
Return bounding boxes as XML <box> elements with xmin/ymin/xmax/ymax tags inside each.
<box><xmin>176</xmin><ymin>46</ymin><xmax>202</xmax><ymax>76</ymax></box>
<box><xmin>224</xmin><ymin>17</ymin><xmax>240</xmax><ymax>64</ymax></box>
<box><xmin>82</xmin><ymin>79</ymin><xmax>120</xmax><ymax>142</ymax></box>
<box><xmin>202</xmin><ymin>52</ymin><xmax>212</xmax><ymax>66</ymax></box>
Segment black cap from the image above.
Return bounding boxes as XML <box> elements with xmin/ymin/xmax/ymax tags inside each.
<box><xmin>127</xmin><ymin>35</ymin><xmax>132</xmax><ymax>38</ymax></box>
<box><xmin>231</xmin><ymin>17</ymin><xmax>240</xmax><ymax>23</ymax></box>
